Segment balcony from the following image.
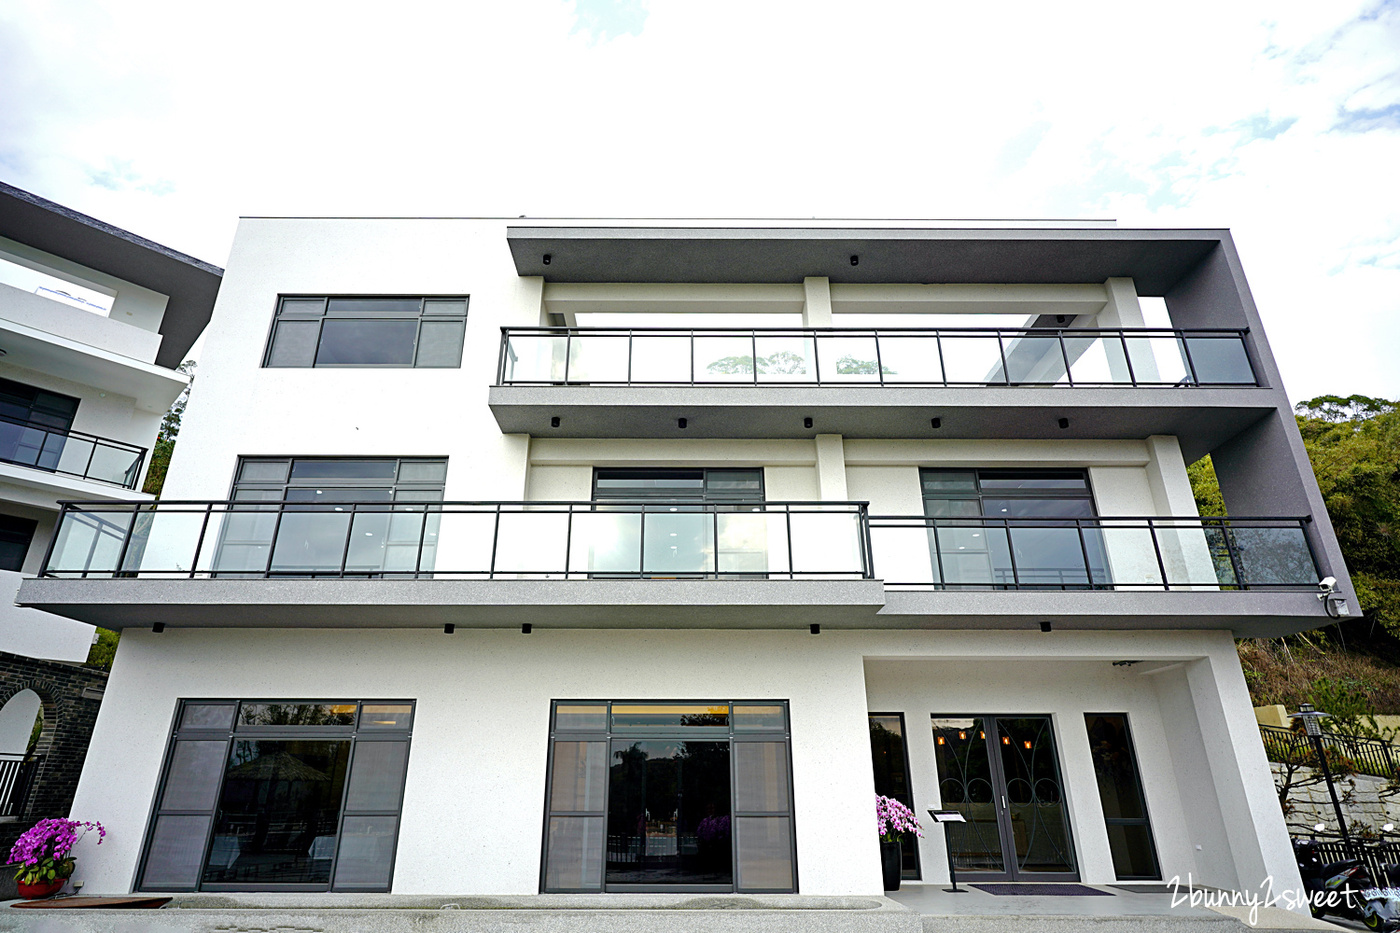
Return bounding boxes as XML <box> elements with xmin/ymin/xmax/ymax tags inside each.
<box><xmin>15</xmin><ymin>499</ymin><xmax>1334</xmax><ymax>636</ymax></box>
<box><xmin>0</xmin><ymin>416</ymin><xmax>146</xmax><ymax>490</ymax></box>
<box><xmin>488</xmin><ymin>327</ymin><xmax>1271</xmax><ymax>455</ymax></box>
<box><xmin>18</xmin><ymin>499</ymin><xmax>885</xmax><ymax>629</ymax></box>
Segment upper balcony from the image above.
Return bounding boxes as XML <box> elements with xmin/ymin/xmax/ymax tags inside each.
<box><xmin>15</xmin><ymin>498</ymin><xmax>1334</xmax><ymax>636</ymax></box>
<box><xmin>488</xmin><ymin>326</ymin><xmax>1273</xmax><ymax>457</ymax></box>
<box><xmin>0</xmin><ymin>415</ymin><xmax>147</xmax><ymax>491</ymax></box>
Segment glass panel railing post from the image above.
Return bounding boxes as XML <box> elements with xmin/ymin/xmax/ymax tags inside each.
<box><xmin>188</xmin><ymin>503</ymin><xmax>213</xmax><ymax>580</ymax></box>
<box><xmin>873</xmin><ymin>334</ymin><xmax>886</xmax><ymax>386</ymax></box>
<box><xmin>82</xmin><ymin>437</ymin><xmax>97</xmax><ymax>482</ymax></box>
<box><xmin>564</xmin><ymin>503</ymin><xmax>575</xmax><ymax>578</ymax></box>
<box><xmin>627</xmin><ymin>332</ymin><xmax>634</xmax><ymax>385</ymax></box>
<box><xmin>1058</xmin><ymin>334</ymin><xmax>1074</xmax><ymax>387</ymax></box>
<box><xmin>112</xmin><ymin>502</ymin><xmax>140</xmax><ymax>578</ymax></box>
<box><xmin>785</xmin><ymin>508</ymin><xmax>794</xmax><ymax>579</ymax></box>
<box><xmin>1179</xmin><ymin>335</ymin><xmax>1202</xmax><ymax>386</ymax></box>
<box><xmin>489</xmin><ymin>504</ymin><xmax>503</xmax><ymax>580</ymax></box>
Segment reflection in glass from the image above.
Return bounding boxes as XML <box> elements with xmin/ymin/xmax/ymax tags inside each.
<box><xmin>940</xmin><ymin>336</ymin><xmax>1006</xmax><ymax>384</ymax></box>
<box><xmin>876</xmin><ymin>334</ymin><xmax>943</xmax><ymax>384</ymax></box>
<box><xmin>995</xmin><ymin>717</ymin><xmax>1075</xmax><ymax>874</ymax></box>
<box><xmin>697</xmin><ymin>335</ymin><xmax>759</xmax><ymax>382</ymax></box>
<box><xmin>931</xmin><ymin>717</ymin><xmax>1005</xmax><ymax>872</ymax></box>
<box><xmin>202</xmin><ymin>739</ymin><xmax>350</xmax><ymax>886</ymax></box>
<box><xmin>1085</xmin><ymin>714</ymin><xmax>1159</xmax><ymax>879</ymax></box>
<box><xmin>1183</xmin><ymin>337</ymin><xmax>1254</xmax><ymax>385</ymax></box>
<box><xmin>315</xmin><ymin>320</ymin><xmax>418</xmax><ymax>366</ymax></box>
<box><xmin>734</xmin><ymin>816</ymin><xmax>793</xmax><ymax>890</ymax></box>
<box><xmin>239</xmin><ymin>704</ymin><xmax>357</xmax><ymax>727</ymax></box>
<box><xmin>611</xmin><ymin>705</ymin><xmax>729</xmax><ymax>730</ymax></box>
<box><xmin>817</xmin><ymin>336</ymin><xmax>882</xmax><ymax>382</ymax></box>
<box><xmin>869</xmin><ymin>715</ymin><xmax>920</xmax><ymax>877</ymax></box>
<box><xmin>1001</xmin><ymin>335</ymin><xmax>1066</xmax><ymax>384</ymax></box>
<box><xmin>607</xmin><ymin>740</ymin><xmax>733</xmax><ymax>886</ymax></box>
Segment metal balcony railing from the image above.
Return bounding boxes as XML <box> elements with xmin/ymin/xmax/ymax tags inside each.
<box><xmin>868</xmin><ymin>515</ymin><xmax>1319</xmax><ymax>590</ymax></box>
<box><xmin>497</xmin><ymin>326</ymin><xmax>1259</xmax><ymax>388</ymax></box>
<box><xmin>1260</xmin><ymin>724</ymin><xmax>1398</xmax><ymax>779</ymax></box>
<box><xmin>0</xmin><ymin>415</ymin><xmax>147</xmax><ymax>489</ymax></box>
<box><xmin>0</xmin><ymin>752</ymin><xmax>41</xmax><ymax>819</ymax></box>
<box><xmin>39</xmin><ymin>499</ymin><xmax>875</xmax><ymax>581</ymax></box>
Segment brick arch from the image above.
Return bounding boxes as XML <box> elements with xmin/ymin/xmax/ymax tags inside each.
<box><xmin>0</xmin><ymin>679</ymin><xmax>66</xmax><ymax>752</ymax></box>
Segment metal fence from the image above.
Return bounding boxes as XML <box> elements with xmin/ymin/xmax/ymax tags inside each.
<box><xmin>0</xmin><ymin>753</ymin><xmax>42</xmax><ymax>819</ymax></box>
<box><xmin>1261</xmin><ymin>724</ymin><xmax>1399</xmax><ymax>779</ymax></box>
<box><xmin>869</xmin><ymin>515</ymin><xmax>1319</xmax><ymax>590</ymax></box>
<box><xmin>497</xmin><ymin>326</ymin><xmax>1259</xmax><ymax>388</ymax></box>
<box><xmin>0</xmin><ymin>415</ymin><xmax>146</xmax><ymax>489</ymax></box>
<box><xmin>40</xmin><ymin>499</ymin><xmax>875</xmax><ymax>581</ymax></box>
<box><xmin>1297</xmin><ymin>834</ymin><xmax>1400</xmax><ymax>883</ymax></box>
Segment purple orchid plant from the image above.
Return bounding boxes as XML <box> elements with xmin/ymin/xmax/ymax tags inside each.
<box><xmin>875</xmin><ymin>795</ymin><xmax>923</xmax><ymax>843</ymax></box>
<box><xmin>9</xmin><ymin>818</ymin><xmax>105</xmax><ymax>885</ymax></box>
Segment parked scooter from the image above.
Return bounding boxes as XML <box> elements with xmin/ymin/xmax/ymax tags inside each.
<box><xmin>1292</xmin><ymin>836</ymin><xmax>1400</xmax><ymax>930</ymax></box>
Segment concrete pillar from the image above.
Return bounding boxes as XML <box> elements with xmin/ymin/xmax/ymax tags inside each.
<box><xmin>803</xmin><ymin>277</ymin><xmax>832</xmax><ymax>327</ymax></box>
<box><xmin>1098</xmin><ymin>277</ymin><xmax>1147</xmax><ymax>327</ymax></box>
<box><xmin>814</xmin><ymin>434</ymin><xmax>847</xmax><ymax>501</ymax></box>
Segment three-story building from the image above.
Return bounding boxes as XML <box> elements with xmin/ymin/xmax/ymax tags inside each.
<box><xmin>19</xmin><ymin>217</ymin><xmax>1347</xmax><ymax>899</ymax></box>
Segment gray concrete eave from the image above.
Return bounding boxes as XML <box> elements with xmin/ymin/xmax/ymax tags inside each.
<box><xmin>488</xmin><ymin>385</ymin><xmax>1276</xmax><ymax>461</ymax></box>
<box><xmin>506</xmin><ymin>226</ymin><xmax>1227</xmax><ymax>295</ymax></box>
<box><xmin>0</xmin><ymin>182</ymin><xmax>223</xmax><ymax>368</ymax></box>
<box><xmin>880</xmin><ymin>589</ymin><xmax>1336</xmax><ymax>638</ymax></box>
<box><xmin>16</xmin><ymin>578</ymin><xmax>1329</xmax><ymax>637</ymax></box>
<box><xmin>14</xmin><ymin>578</ymin><xmax>887</xmax><ymax>630</ymax></box>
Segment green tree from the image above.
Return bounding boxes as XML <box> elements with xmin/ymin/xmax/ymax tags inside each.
<box><xmin>141</xmin><ymin>359</ymin><xmax>196</xmax><ymax>497</ymax></box>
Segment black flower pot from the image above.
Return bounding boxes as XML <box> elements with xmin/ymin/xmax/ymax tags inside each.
<box><xmin>880</xmin><ymin>838</ymin><xmax>902</xmax><ymax>891</ymax></box>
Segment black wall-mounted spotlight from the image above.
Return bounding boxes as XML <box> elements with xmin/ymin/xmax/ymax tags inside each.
<box><xmin>550</xmin><ymin>416</ymin><xmax>560</xmax><ymax>428</ymax></box>
<box><xmin>444</xmin><ymin>624</ymin><xmax>455</xmax><ymax>634</ymax></box>
<box><xmin>803</xmin><ymin>417</ymin><xmax>813</xmax><ymax>429</ymax></box>
<box><xmin>152</xmin><ymin>622</ymin><xmax>166</xmax><ymax>634</ymax></box>
<box><xmin>1058</xmin><ymin>417</ymin><xmax>1070</xmax><ymax>429</ymax></box>
<box><xmin>542</xmin><ymin>254</ymin><xmax>552</xmax><ymax>265</ymax></box>
<box><xmin>1056</xmin><ymin>315</ymin><xmax>1067</xmax><ymax>325</ymax></box>
<box><xmin>810</xmin><ymin>624</ymin><xmax>821</xmax><ymax>635</ymax></box>
<box><xmin>677</xmin><ymin>418</ymin><xmax>688</xmax><ymax>429</ymax></box>
<box><xmin>522</xmin><ymin>623</ymin><xmax>533</xmax><ymax>634</ymax></box>
<box><xmin>1040</xmin><ymin>621</ymin><xmax>1053</xmax><ymax>633</ymax></box>
<box><xmin>931</xmin><ymin>417</ymin><xmax>942</xmax><ymax>429</ymax></box>
<box><xmin>850</xmin><ymin>255</ymin><xmax>859</xmax><ymax>266</ymax></box>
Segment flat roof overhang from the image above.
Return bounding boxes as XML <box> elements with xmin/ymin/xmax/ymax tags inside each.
<box><xmin>14</xmin><ymin>578</ymin><xmax>887</xmax><ymax>629</ymax></box>
<box><xmin>0</xmin><ymin>182</ymin><xmax>223</xmax><ymax>368</ymax></box>
<box><xmin>506</xmin><ymin>226</ymin><xmax>1227</xmax><ymax>294</ymax></box>
<box><xmin>17</xmin><ymin>578</ymin><xmax>1331</xmax><ymax>638</ymax></box>
<box><xmin>488</xmin><ymin>385</ymin><xmax>1275</xmax><ymax>462</ymax></box>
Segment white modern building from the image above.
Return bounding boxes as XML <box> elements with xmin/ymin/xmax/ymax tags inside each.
<box><xmin>18</xmin><ymin>218</ymin><xmax>1350</xmax><ymax>904</ymax></box>
<box><xmin>0</xmin><ymin>181</ymin><xmax>220</xmax><ymax>839</ymax></box>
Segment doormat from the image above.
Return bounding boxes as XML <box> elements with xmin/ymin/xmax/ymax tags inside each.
<box><xmin>1111</xmin><ymin>884</ymin><xmax>1207</xmax><ymax>895</ymax></box>
<box><xmin>971</xmin><ymin>884</ymin><xmax>1113</xmax><ymax>896</ymax></box>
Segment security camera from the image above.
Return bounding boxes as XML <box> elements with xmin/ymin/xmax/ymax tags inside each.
<box><xmin>1318</xmin><ymin>576</ymin><xmax>1337</xmax><ymax>594</ymax></box>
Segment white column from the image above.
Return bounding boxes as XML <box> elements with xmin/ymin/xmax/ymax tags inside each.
<box><xmin>814</xmin><ymin>434</ymin><xmax>847</xmax><ymax>500</ymax></box>
<box><xmin>803</xmin><ymin>277</ymin><xmax>832</xmax><ymax>327</ymax></box>
<box><xmin>1099</xmin><ymin>277</ymin><xmax>1146</xmax><ymax>327</ymax></box>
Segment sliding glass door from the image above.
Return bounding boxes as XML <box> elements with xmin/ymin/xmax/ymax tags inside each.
<box><xmin>931</xmin><ymin>715</ymin><xmax>1077</xmax><ymax>881</ymax></box>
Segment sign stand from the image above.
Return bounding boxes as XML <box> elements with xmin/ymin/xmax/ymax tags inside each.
<box><xmin>927</xmin><ymin>809</ymin><xmax>969</xmax><ymax>893</ymax></box>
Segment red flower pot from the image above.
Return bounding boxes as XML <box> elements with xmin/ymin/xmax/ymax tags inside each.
<box><xmin>17</xmin><ymin>877</ymin><xmax>64</xmax><ymax>899</ymax></box>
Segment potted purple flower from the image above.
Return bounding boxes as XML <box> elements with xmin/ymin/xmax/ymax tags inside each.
<box><xmin>9</xmin><ymin>818</ymin><xmax>105</xmax><ymax>899</ymax></box>
<box><xmin>875</xmin><ymin>795</ymin><xmax>922</xmax><ymax>892</ymax></box>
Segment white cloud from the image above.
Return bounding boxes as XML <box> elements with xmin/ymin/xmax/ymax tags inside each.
<box><xmin>0</xmin><ymin>0</ymin><xmax>1396</xmax><ymax>402</ymax></box>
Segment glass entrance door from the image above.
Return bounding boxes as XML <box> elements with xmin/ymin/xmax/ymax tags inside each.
<box><xmin>931</xmin><ymin>715</ymin><xmax>1077</xmax><ymax>881</ymax></box>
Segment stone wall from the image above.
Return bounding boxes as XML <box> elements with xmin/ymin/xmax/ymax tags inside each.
<box><xmin>0</xmin><ymin>652</ymin><xmax>107</xmax><ymax>854</ymax></box>
<box><xmin>1274</xmin><ymin>763</ymin><xmax>1400</xmax><ymax>837</ymax></box>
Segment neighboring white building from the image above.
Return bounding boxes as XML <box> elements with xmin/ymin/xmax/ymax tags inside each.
<box><xmin>20</xmin><ymin>218</ymin><xmax>1350</xmax><ymax>902</ymax></box>
<box><xmin>0</xmin><ymin>181</ymin><xmax>220</xmax><ymax>836</ymax></box>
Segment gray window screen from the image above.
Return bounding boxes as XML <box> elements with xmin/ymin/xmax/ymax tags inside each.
<box><xmin>264</xmin><ymin>296</ymin><xmax>467</xmax><ymax>368</ymax></box>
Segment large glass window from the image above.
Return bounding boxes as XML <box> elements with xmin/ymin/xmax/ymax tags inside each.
<box><xmin>0</xmin><ymin>514</ymin><xmax>36</xmax><ymax>572</ymax></box>
<box><xmin>138</xmin><ymin>699</ymin><xmax>413</xmax><ymax>893</ymax></box>
<box><xmin>216</xmin><ymin>458</ymin><xmax>446</xmax><ymax>576</ymax></box>
<box><xmin>264</xmin><ymin>296</ymin><xmax>467</xmax><ymax>368</ymax></box>
<box><xmin>920</xmin><ymin>469</ymin><xmax>1109</xmax><ymax>589</ymax></box>
<box><xmin>868</xmin><ymin>714</ymin><xmax>920</xmax><ymax>879</ymax></box>
<box><xmin>0</xmin><ymin>377</ymin><xmax>79</xmax><ymax>472</ymax></box>
<box><xmin>1085</xmin><ymin>714</ymin><xmax>1160</xmax><ymax>880</ymax></box>
<box><xmin>542</xmin><ymin>700</ymin><xmax>796</xmax><ymax>893</ymax></box>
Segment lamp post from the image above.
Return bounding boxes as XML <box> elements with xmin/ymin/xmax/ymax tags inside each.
<box><xmin>1293</xmin><ymin>703</ymin><xmax>1353</xmax><ymax>856</ymax></box>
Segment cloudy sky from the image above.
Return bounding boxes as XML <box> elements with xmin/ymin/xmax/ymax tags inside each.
<box><xmin>1</xmin><ymin>0</ymin><xmax>1396</xmax><ymax>403</ymax></box>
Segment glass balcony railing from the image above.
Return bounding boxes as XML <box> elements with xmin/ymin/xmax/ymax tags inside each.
<box><xmin>39</xmin><ymin>500</ymin><xmax>874</xmax><ymax>580</ymax></box>
<box><xmin>497</xmin><ymin>327</ymin><xmax>1258</xmax><ymax>388</ymax></box>
<box><xmin>0</xmin><ymin>416</ymin><xmax>146</xmax><ymax>489</ymax></box>
<box><xmin>868</xmin><ymin>515</ymin><xmax>1319</xmax><ymax>590</ymax></box>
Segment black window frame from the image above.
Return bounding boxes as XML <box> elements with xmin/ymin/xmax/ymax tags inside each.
<box><xmin>0</xmin><ymin>376</ymin><xmax>79</xmax><ymax>432</ymax></box>
<box><xmin>0</xmin><ymin>513</ymin><xmax>37</xmax><ymax>573</ymax></box>
<box><xmin>541</xmin><ymin>699</ymin><xmax>798</xmax><ymax>895</ymax></box>
<box><xmin>868</xmin><ymin>712</ymin><xmax>921</xmax><ymax>880</ymax></box>
<box><xmin>262</xmin><ymin>295</ymin><xmax>468</xmax><ymax>369</ymax></box>
<box><xmin>136</xmin><ymin>698</ymin><xmax>415</xmax><ymax>894</ymax></box>
<box><xmin>230</xmin><ymin>456</ymin><xmax>448</xmax><ymax>503</ymax></box>
<box><xmin>591</xmin><ymin>468</ymin><xmax>765</xmax><ymax>504</ymax></box>
<box><xmin>920</xmin><ymin>468</ymin><xmax>1100</xmax><ymax>517</ymax></box>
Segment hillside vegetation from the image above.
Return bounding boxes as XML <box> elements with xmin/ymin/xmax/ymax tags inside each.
<box><xmin>1192</xmin><ymin>396</ymin><xmax>1400</xmax><ymax>712</ymax></box>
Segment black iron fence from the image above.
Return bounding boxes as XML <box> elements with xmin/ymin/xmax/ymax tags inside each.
<box><xmin>0</xmin><ymin>415</ymin><xmax>146</xmax><ymax>489</ymax></box>
<box><xmin>497</xmin><ymin>326</ymin><xmax>1259</xmax><ymax>388</ymax></box>
<box><xmin>0</xmin><ymin>753</ymin><xmax>42</xmax><ymax>819</ymax></box>
<box><xmin>1296</xmin><ymin>834</ymin><xmax>1400</xmax><ymax>884</ymax></box>
<box><xmin>1261</xmin><ymin>724</ymin><xmax>1399</xmax><ymax>779</ymax></box>
<box><xmin>39</xmin><ymin>499</ymin><xmax>875</xmax><ymax>580</ymax></box>
<box><xmin>870</xmin><ymin>515</ymin><xmax>1319</xmax><ymax>590</ymax></box>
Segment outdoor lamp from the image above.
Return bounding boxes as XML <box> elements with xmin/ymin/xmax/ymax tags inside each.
<box><xmin>1294</xmin><ymin>703</ymin><xmax>1326</xmax><ymax>737</ymax></box>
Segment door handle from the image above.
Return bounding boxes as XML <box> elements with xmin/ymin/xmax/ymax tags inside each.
<box><xmin>1001</xmin><ymin>795</ymin><xmax>1008</xmax><ymax>811</ymax></box>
